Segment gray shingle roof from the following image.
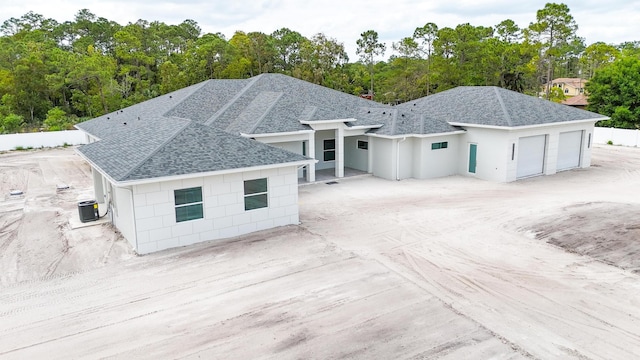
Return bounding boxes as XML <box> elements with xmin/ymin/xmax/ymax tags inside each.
<box><xmin>75</xmin><ymin>82</ymin><xmax>206</xmax><ymax>140</ymax></box>
<box><xmin>398</xmin><ymin>86</ymin><xmax>606</xmax><ymax>127</ymax></box>
<box><xmin>78</xmin><ymin>121</ymin><xmax>309</xmax><ymax>183</ymax></box>
<box><xmin>77</xmin><ymin>75</ymin><xmax>609</xmax><ymax>183</ymax></box>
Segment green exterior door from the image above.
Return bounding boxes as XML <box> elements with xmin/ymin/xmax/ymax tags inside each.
<box><xmin>468</xmin><ymin>144</ymin><xmax>477</xmax><ymax>173</ymax></box>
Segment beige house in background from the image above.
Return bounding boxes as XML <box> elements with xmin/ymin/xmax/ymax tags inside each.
<box><xmin>547</xmin><ymin>78</ymin><xmax>587</xmax><ymax>96</ymax></box>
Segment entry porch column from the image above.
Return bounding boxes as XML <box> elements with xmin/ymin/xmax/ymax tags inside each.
<box><xmin>307</xmin><ymin>133</ymin><xmax>316</xmax><ymax>182</ymax></box>
<box><xmin>335</xmin><ymin>127</ymin><xmax>344</xmax><ymax>178</ymax></box>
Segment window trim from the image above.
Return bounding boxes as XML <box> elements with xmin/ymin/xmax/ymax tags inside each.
<box><xmin>357</xmin><ymin>140</ymin><xmax>369</xmax><ymax>150</ymax></box>
<box><xmin>431</xmin><ymin>141</ymin><xmax>448</xmax><ymax>150</ymax></box>
<box><xmin>244</xmin><ymin>178</ymin><xmax>268</xmax><ymax>211</ymax></box>
<box><xmin>323</xmin><ymin>139</ymin><xmax>336</xmax><ymax>162</ymax></box>
<box><xmin>174</xmin><ymin>187</ymin><xmax>204</xmax><ymax>223</ymax></box>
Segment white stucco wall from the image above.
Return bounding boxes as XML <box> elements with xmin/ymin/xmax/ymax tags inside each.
<box><xmin>314</xmin><ymin>130</ymin><xmax>336</xmax><ymax>170</ymax></box>
<box><xmin>458</xmin><ymin>128</ymin><xmax>510</xmax><ymax>182</ymax></box>
<box><xmin>130</xmin><ymin>166</ymin><xmax>300</xmax><ymax>254</ymax></box>
<box><xmin>370</xmin><ymin>137</ymin><xmax>395</xmax><ymax>180</ymax></box>
<box><xmin>344</xmin><ymin>135</ymin><xmax>369</xmax><ymax>172</ymax></box>
<box><xmin>398</xmin><ymin>138</ymin><xmax>414</xmax><ymax>180</ymax></box>
<box><xmin>112</xmin><ymin>186</ymin><xmax>136</xmax><ymax>249</ymax></box>
<box><xmin>267</xmin><ymin>141</ymin><xmax>305</xmax><ymax>178</ymax></box>
<box><xmin>412</xmin><ymin>135</ymin><xmax>460</xmax><ymax>179</ymax></box>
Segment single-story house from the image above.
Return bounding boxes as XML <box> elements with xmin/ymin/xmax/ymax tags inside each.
<box><xmin>76</xmin><ymin>74</ymin><xmax>607</xmax><ymax>254</ymax></box>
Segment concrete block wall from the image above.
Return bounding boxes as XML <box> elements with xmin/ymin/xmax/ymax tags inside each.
<box><xmin>131</xmin><ymin>166</ymin><xmax>300</xmax><ymax>254</ymax></box>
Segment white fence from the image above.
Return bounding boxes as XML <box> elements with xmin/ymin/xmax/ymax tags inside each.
<box><xmin>593</xmin><ymin>127</ymin><xmax>640</xmax><ymax>147</ymax></box>
<box><xmin>0</xmin><ymin>130</ymin><xmax>87</xmax><ymax>151</ymax></box>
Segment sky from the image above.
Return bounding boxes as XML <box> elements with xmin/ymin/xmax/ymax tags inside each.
<box><xmin>3</xmin><ymin>0</ymin><xmax>640</xmax><ymax>60</ymax></box>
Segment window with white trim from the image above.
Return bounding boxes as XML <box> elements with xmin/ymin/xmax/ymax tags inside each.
<box><xmin>357</xmin><ymin>140</ymin><xmax>368</xmax><ymax>150</ymax></box>
<box><xmin>174</xmin><ymin>187</ymin><xmax>203</xmax><ymax>222</ymax></box>
<box><xmin>431</xmin><ymin>141</ymin><xmax>448</xmax><ymax>150</ymax></box>
<box><xmin>324</xmin><ymin>139</ymin><xmax>335</xmax><ymax>161</ymax></box>
<box><xmin>244</xmin><ymin>178</ymin><xmax>268</xmax><ymax>210</ymax></box>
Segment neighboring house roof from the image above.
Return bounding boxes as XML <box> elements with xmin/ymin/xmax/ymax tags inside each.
<box><xmin>78</xmin><ymin>120</ymin><xmax>310</xmax><ymax>183</ymax></box>
<box><xmin>398</xmin><ymin>86</ymin><xmax>605</xmax><ymax>128</ymax></box>
<box><xmin>562</xmin><ymin>94</ymin><xmax>589</xmax><ymax>106</ymax></box>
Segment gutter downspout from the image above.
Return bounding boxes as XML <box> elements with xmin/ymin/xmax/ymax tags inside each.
<box><xmin>396</xmin><ymin>137</ymin><xmax>407</xmax><ymax>181</ymax></box>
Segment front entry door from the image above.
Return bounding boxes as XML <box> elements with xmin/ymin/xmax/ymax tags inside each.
<box><xmin>468</xmin><ymin>144</ymin><xmax>477</xmax><ymax>173</ymax></box>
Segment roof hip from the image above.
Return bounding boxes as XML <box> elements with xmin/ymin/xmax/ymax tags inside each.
<box><xmin>204</xmin><ymin>75</ymin><xmax>261</xmax><ymax>127</ymax></box>
<box><xmin>118</xmin><ymin>120</ymin><xmax>191</xmax><ymax>181</ymax></box>
<box><xmin>493</xmin><ymin>87</ymin><xmax>513</xmax><ymax>127</ymax></box>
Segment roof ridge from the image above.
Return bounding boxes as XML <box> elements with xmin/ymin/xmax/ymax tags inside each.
<box><xmin>246</xmin><ymin>91</ymin><xmax>285</xmax><ymax>134</ymax></box>
<box><xmin>493</xmin><ymin>87</ymin><xmax>513</xmax><ymax>127</ymax></box>
<box><xmin>204</xmin><ymin>76</ymin><xmax>261</xmax><ymax>126</ymax></box>
<box><xmin>119</xmin><ymin>120</ymin><xmax>192</xmax><ymax>181</ymax></box>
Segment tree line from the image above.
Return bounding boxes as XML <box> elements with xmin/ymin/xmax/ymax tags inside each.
<box><xmin>1</xmin><ymin>3</ymin><xmax>639</xmax><ymax>133</ymax></box>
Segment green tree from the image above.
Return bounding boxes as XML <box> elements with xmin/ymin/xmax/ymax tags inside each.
<box><xmin>580</xmin><ymin>42</ymin><xmax>619</xmax><ymax>79</ymax></box>
<box><xmin>528</xmin><ymin>3</ymin><xmax>578</xmax><ymax>99</ymax></box>
<box><xmin>586</xmin><ymin>56</ymin><xmax>640</xmax><ymax>129</ymax></box>
<box><xmin>413</xmin><ymin>22</ymin><xmax>438</xmax><ymax>95</ymax></box>
<box><xmin>356</xmin><ymin>30</ymin><xmax>386</xmax><ymax>99</ymax></box>
<box><xmin>294</xmin><ymin>33</ymin><xmax>348</xmax><ymax>86</ymax></box>
<box><xmin>271</xmin><ymin>28</ymin><xmax>305</xmax><ymax>73</ymax></box>
<box><xmin>387</xmin><ymin>37</ymin><xmax>421</xmax><ymax>103</ymax></box>
<box><xmin>67</xmin><ymin>45</ymin><xmax>118</xmax><ymax>116</ymax></box>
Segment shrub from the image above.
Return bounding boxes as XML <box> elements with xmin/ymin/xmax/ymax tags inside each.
<box><xmin>607</xmin><ymin>140</ymin><xmax>613</xmax><ymax>145</ymax></box>
<box><xmin>43</xmin><ymin>107</ymin><xmax>72</xmax><ymax>131</ymax></box>
<box><xmin>1</xmin><ymin>114</ymin><xmax>24</xmax><ymax>134</ymax></box>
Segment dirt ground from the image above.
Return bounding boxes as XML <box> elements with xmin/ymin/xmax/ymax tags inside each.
<box><xmin>0</xmin><ymin>145</ymin><xmax>639</xmax><ymax>359</ymax></box>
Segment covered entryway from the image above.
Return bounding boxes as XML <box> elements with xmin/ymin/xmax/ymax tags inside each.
<box><xmin>517</xmin><ymin>135</ymin><xmax>546</xmax><ymax>178</ymax></box>
<box><xmin>557</xmin><ymin>130</ymin><xmax>582</xmax><ymax>171</ymax></box>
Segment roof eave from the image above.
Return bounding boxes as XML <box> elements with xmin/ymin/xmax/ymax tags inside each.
<box><xmin>240</xmin><ymin>130</ymin><xmax>314</xmax><ymax>138</ymax></box>
<box><xmin>300</xmin><ymin>118</ymin><xmax>357</xmax><ymax>125</ymax></box>
<box><xmin>110</xmin><ymin>159</ymin><xmax>317</xmax><ymax>187</ymax></box>
<box><xmin>369</xmin><ymin>130</ymin><xmax>466</xmax><ymax>139</ymax></box>
<box><xmin>74</xmin><ymin>124</ymin><xmax>101</xmax><ymax>141</ymax></box>
<box><xmin>449</xmin><ymin>117</ymin><xmax>607</xmax><ymax>130</ymax></box>
<box><xmin>348</xmin><ymin>124</ymin><xmax>384</xmax><ymax>130</ymax></box>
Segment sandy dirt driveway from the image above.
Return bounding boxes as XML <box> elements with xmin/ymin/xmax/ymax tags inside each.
<box><xmin>0</xmin><ymin>145</ymin><xmax>639</xmax><ymax>359</ymax></box>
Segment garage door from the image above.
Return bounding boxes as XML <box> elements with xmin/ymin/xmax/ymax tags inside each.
<box><xmin>557</xmin><ymin>131</ymin><xmax>582</xmax><ymax>171</ymax></box>
<box><xmin>517</xmin><ymin>135</ymin><xmax>546</xmax><ymax>178</ymax></box>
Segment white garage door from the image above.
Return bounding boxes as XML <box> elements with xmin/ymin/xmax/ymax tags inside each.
<box><xmin>517</xmin><ymin>135</ymin><xmax>546</xmax><ymax>179</ymax></box>
<box><xmin>557</xmin><ymin>131</ymin><xmax>583</xmax><ymax>171</ymax></box>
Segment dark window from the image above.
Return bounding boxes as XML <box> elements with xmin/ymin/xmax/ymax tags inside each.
<box><xmin>244</xmin><ymin>178</ymin><xmax>268</xmax><ymax>210</ymax></box>
<box><xmin>357</xmin><ymin>140</ymin><xmax>368</xmax><ymax>150</ymax></box>
<box><xmin>431</xmin><ymin>141</ymin><xmax>448</xmax><ymax>150</ymax></box>
<box><xmin>323</xmin><ymin>139</ymin><xmax>335</xmax><ymax>161</ymax></box>
<box><xmin>175</xmin><ymin>187</ymin><xmax>203</xmax><ymax>222</ymax></box>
